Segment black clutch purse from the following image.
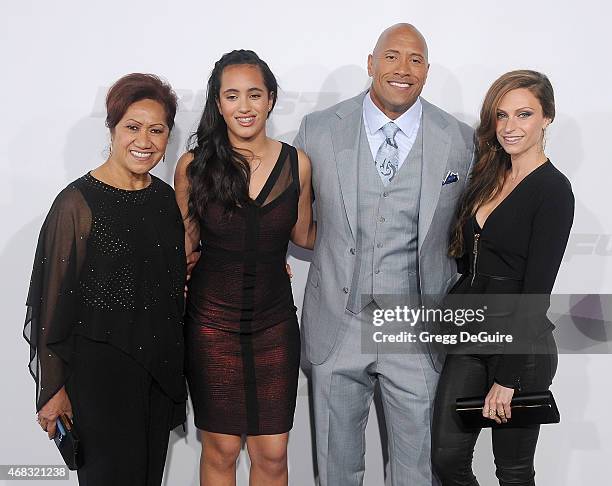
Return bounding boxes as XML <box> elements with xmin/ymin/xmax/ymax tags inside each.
<box><xmin>53</xmin><ymin>415</ymin><xmax>82</xmax><ymax>470</ymax></box>
<box><xmin>456</xmin><ymin>390</ymin><xmax>560</xmax><ymax>428</ymax></box>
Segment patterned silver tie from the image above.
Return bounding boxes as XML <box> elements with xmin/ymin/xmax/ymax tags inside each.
<box><xmin>375</xmin><ymin>122</ymin><xmax>400</xmax><ymax>186</ymax></box>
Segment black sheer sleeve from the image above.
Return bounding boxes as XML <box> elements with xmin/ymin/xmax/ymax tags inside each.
<box><xmin>24</xmin><ymin>186</ymin><xmax>91</xmax><ymax>410</ymax></box>
<box><xmin>494</xmin><ymin>176</ymin><xmax>574</xmax><ymax>389</ymax></box>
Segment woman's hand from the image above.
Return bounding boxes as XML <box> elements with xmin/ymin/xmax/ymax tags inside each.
<box><xmin>37</xmin><ymin>387</ymin><xmax>72</xmax><ymax>439</ymax></box>
<box><xmin>482</xmin><ymin>382</ymin><xmax>514</xmax><ymax>424</ymax></box>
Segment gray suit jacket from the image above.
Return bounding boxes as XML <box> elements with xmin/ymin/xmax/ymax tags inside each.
<box><xmin>295</xmin><ymin>92</ymin><xmax>474</xmax><ymax>366</ymax></box>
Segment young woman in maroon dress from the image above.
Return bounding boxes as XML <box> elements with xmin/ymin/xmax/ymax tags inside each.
<box><xmin>174</xmin><ymin>50</ymin><xmax>315</xmax><ymax>486</ymax></box>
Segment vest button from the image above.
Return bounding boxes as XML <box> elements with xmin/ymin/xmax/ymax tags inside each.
<box><xmin>343</xmin><ymin>287</ymin><xmax>349</xmax><ymax>294</ymax></box>
<box><xmin>375</xmin><ymin>269</ymin><xmax>381</xmax><ymax>275</ymax></box>
<box><xmin>350</xmin><ymin>248</ymin><xmax>356</xmax><ymax>255</ymax></box>
<box><xmin>377</xmin><ymin>243</ymin><xmax>383</xmax><ymax>248</ymax></box>
<box><xmin>383</xmin><ymin>192</ymin><xmax>388</xmax><ymax>198</ymax></box>
<box><xmin>379</xmin><ymin>216</ymin><xmax>386</xmax><ymax>223</ymax></box>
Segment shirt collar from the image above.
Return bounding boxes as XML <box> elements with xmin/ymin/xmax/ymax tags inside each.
<box><xmin>363</xmin><ymin>90</ymin><xmax>422</xmax><ymax>137</ymax></box>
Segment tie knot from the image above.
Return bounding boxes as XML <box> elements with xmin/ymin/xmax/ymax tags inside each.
<box><xmin>382</xmin><ymin>121</ymin><xmax>400</xmax><ymax>141</ymax></box>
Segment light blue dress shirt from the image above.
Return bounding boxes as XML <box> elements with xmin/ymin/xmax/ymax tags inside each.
<box><xmin>362</xmin><ymin>91</ymin><xmax>423</xmax><ymax>171</ymax></box>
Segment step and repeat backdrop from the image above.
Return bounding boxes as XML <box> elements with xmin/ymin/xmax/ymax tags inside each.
<box><xmin>1</xmin><ymin>1</ymin><xmax>610</xmax><ymax>484</ymax></box>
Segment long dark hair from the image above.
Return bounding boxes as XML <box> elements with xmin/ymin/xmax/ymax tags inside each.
<box><xmin>187</xmin><ymin>50</ymin><xmax>278</xmax><ymax>219</ymax></box>
<box><xmin>449</xmin><ymin>70</ymin><xmax>555</xmax><ymax>257</ymax></box>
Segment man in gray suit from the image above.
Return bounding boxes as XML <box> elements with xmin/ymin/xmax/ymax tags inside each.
<box><xmin>294</xmin><ymin>24</ymin><xmax>474</xmax><ymax>485</ymax></box>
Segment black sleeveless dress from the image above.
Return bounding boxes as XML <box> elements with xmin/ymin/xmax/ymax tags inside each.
<box><xmin>185</xmin><ymin>142</ymin><xmax>301</xmax><ymax>435</ymax></box>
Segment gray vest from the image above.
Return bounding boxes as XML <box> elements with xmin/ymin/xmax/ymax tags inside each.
<box><xmin>347</xmin><ymin>120</ymin><xmax>424</xmax><ymax>314</ymax></box>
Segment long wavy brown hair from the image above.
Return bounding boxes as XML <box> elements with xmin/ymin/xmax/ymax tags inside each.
<box><xmin>449</xmin><ymin>70</ymin><xmax>555</xmax><ymax>257</ymax></box>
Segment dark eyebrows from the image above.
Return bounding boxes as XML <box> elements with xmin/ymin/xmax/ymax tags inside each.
<box><xmin>496</xmin><ymin>106</ymin><xmax>536</xmax><ymax>113</ymax></box>
<box><xmin>222</xmin><ymin>87</ymin><xmax>265</xmax><ymax>95</ymax></box>
<box><xmin>125</xmin><ymin>119</ymin><xmax>166</xmax><ymax>128</ymax></box>
<box><xmin>380</xmin><ymin>49</ymin><xmax>425</xmax><ymax>59</ymax></box>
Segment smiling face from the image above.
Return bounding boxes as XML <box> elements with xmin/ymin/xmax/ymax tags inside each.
<box><xmin>109</xmin><ymin>98</ymin><xmax>169</xmax><ymax>175</ymax></box>
<box><xmin>367</xmin><ymin>24</ymin><xmax>429</xmax><ymax>119</ymax></box>
<box><xmin>495</xmin><ymin>88</ymin><xmax>551</xmax><ymax>160</ymax></box>
<box><xmin>216</xmin><ymin>64</ymin><xmax>273</xmax><ymax>143</ymax></box>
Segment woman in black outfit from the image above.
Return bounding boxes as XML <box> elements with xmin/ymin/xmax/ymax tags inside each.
<box><xmin>25</xmin><ymin>73</ymin><xmax>187</xmax><ymax>486</ymax></box>
<box><xmin>432</xmin><ymin>70</ymin><xmax>574</xmax><ymax>486</ymax></box>
<box><xmin>174</xmin><ymin>50</ymin><xmax>315</xmax><ymax>486</ymax></box>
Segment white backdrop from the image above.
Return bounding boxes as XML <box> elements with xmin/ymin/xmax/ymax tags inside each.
<box><xmin>1</xmin><ymin>0</ymin><xmax>611</xmax><ymax>484</ymax></box>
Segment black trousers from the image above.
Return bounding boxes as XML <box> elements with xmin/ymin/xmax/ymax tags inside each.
<box><xmin>431</xmin><ymin>333</ymin><xmax>558</xmax><ymax>486</ymax></box>
<box><xmin>65</xmin><ymin>336</ymin><xmax>174</xmax><ymax>486</ymax></box>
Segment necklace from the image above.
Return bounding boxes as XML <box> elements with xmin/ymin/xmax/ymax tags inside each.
<box><xmin>249</xmin><ymin>158</ymin><xmax>262</xmax><ymax>173</ymax></box>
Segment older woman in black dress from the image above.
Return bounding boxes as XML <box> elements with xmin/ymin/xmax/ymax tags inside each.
<box><xmin>432</xmin><ymin>70</ymin><xmax>574</xmax><ymax>485</ymax></box>
<box><xmin>174</xmin><ymin>50</ymin><xmax>315</xmax><ymax>486</ymax></box>
<box><xmin>25</xmin><ymin>73</ymin><xmax>186</xmax><ymax>486</ymax></box>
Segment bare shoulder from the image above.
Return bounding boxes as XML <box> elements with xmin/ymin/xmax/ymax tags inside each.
<box><xmin>296</xmin><ymin>148</ymin><xmax>311</xmax><ymax>170</ymax></box>
<box><xmin>174</xmin><ymin>151</ymin><xmax>194</xmax><ymax>182</ymax></box>
<box><xmin>296</xmin><ymin>148</ymin><xmax>312</xmax><ymax>183</ymax></box>
<box><xmin>176</xmin><ymin>151</ymin><xmax>194</xmax><ymax>171</ymax></box>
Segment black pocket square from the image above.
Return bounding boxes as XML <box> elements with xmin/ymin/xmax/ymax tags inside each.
<box><xmin>442</xmin><ymin>171</ymin><xmax>459</xmax><ymax>186</ymax></box>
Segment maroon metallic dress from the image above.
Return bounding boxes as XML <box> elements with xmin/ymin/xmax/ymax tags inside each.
<box><xmin>185</xmin><ymin>142</ymin><xmax>301</xmax><ymax>435</ymax></box>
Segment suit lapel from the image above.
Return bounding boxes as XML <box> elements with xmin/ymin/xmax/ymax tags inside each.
<box><xmin>330</xmin><ymin>94</ymin><xmax>364</xmax><ymax>241</ymax></box>
<box><xmin>418</xmin><ymin>100</ymin><xmax>451</xmax><ymax>252</ymax></box>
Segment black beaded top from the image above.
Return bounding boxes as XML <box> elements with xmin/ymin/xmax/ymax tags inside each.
<box><xmin>24</xmin><ymin>173</ymin><xmax>187</xmax><ymax>418</ymax></box>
